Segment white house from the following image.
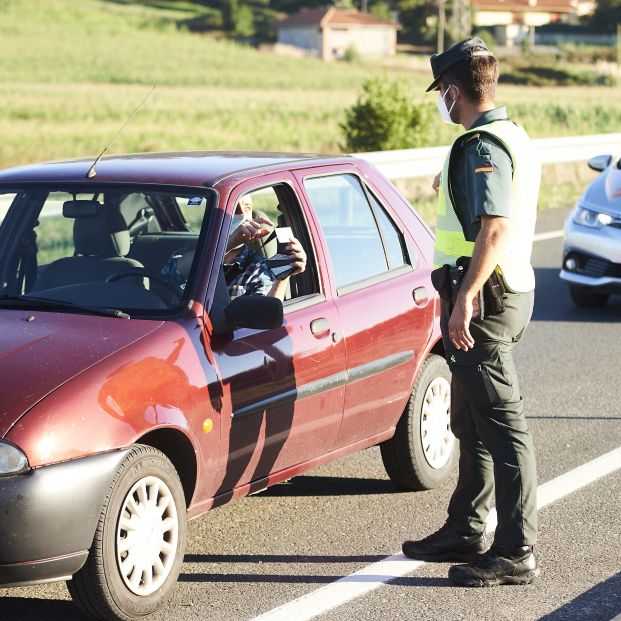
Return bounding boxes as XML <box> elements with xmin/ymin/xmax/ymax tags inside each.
<box><xmin>276</xmin><ymin>7</ymin><xmax>400</xmax><ymax>61</ymax></box>
<box><xmin>472</xmin><ymin>0</ymin><xmax>582</xmax><ymax>46</ymax></box>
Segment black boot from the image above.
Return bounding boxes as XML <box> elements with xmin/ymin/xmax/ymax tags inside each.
<box><xmin>448</xmin><ymin>545</ymin><xmax>539</xmax><ymax>587</ymax></box>
<box><xmin>402</xmin><ymin>524</ymin><xmax>488</xmax><ymax>562</ymax></box>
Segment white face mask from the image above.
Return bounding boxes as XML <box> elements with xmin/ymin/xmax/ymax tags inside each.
<box><xmin>437</xmin><ymin>86</ymin><xmax>459</xmax><ymax>125</ymax></box>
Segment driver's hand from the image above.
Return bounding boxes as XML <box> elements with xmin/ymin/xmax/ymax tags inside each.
<box><xmin>286</xmin><ymin>237</ymin><xmax>307</xmax><ymax>276</ymax></box>
<box><xmin>228</xmin><ymin>217</ymin><xmax>273</xmax><ymax>250</ymax></box>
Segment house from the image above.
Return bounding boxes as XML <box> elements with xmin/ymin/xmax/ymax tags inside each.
<box><xmin>471</xmin><ymin>0</ymin><xmax>582</xmax><ymax>46</ymax></box>
<box><xmin>276</xmin><ymin>7</ymin><xmax>400</xmax><ymax>61</ymax></box>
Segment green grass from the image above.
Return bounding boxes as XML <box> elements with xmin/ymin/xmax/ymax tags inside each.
<box><xmin>0</xmin><ymin>0</ymin><xmax>619</xmax><ymax>220</ymax></box>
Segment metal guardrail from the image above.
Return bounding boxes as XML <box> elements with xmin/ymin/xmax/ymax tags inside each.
<box><xmin>356</xmin><ymin>133</ymin><xmax>621</xmax><ymax>181</ymax></box>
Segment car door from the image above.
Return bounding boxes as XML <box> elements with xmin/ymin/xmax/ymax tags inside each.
<box><xmin>298</xmin><ymin>168</ymin><xmax>435</xmax><ymax>448</ymax></box>
<box><xmin>207</xmin><ymin>176</ymin><xmax>346</xmax><ymax>500</ymax></box>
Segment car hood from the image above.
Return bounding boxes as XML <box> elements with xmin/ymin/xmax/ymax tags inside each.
<box><xmin>0</xmin><ymin>309</ymin><xmax>163</xmax><ymax>437</ymax></box>
<box><xmin>583</xmin><ymin>161</ymin><xmax>621</xmax><ymax>215</ymax></box>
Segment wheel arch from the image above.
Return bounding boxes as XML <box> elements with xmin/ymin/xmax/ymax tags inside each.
<box><xmin>137</xmin><ymin>428</ymin><xmax>197</xmax><ymax>508</ymax></box>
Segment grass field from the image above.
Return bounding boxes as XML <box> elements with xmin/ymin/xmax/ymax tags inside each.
<box><xmin>0</xmin><ymin>0</ymin><xmax>618</xmax><ymax>215</ymax></box>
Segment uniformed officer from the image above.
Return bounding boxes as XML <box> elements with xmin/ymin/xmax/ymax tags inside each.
<box><xmin>401</xmin><ymin>37</ymin><xmax>541</xmax><ymax>587</ymax></box>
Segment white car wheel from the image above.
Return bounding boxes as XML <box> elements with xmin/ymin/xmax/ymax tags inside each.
<box><xmin>420</xmin><ymin>376</ymin><xmax>454</xmax><ymax>470</ymax></box>
<box><xmin>380</xmin><ymin>354</ymin><xmax>457</xmax><ymax>490</ymax></box>
<box><xmin>117</xmin><ymin>475</ymin><xmax>179</xmax><ymax>596</ymax></box>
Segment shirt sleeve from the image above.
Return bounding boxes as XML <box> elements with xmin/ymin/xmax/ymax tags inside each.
<box><xmin>243</xmin><ymin>255</ymin><xmax>275</xmax><ymax>297</ymax></box>
<box><xmin>462</xmin><ymin>135</ymin><xmax>514</xmax><ymax>224</ymax></box>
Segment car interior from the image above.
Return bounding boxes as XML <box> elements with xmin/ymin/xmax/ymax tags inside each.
<box><xmin>0</xmin><ymin>188</ymin><xmax>209</xmax><ymax>313</ymax></box>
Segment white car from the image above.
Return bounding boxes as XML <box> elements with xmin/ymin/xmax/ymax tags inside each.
<box><xmin>560</xmin><ymin>153</ymin><xmax>621</xmax><ymax>307</ymax></box>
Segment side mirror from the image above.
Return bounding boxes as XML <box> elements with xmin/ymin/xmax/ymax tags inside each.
<box><xmin>223</xmin><ymin>295</ymin><xmax>284</xmax><ymax>331</ymax></box>
<box><xmin>587</xmin><ymin>154</ymin><xmax>612</xmax><ymax>172</ymax></box>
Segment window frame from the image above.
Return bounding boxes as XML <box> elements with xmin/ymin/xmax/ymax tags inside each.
<box><xmin>301</xmin><ymin>171</ymin><xmax>414</xmax><ymax>297</ymax></box>
<box><xmin>222</xmin><ymin>178</ymin><xmax>324</xmax><ymax>312</ymax></box>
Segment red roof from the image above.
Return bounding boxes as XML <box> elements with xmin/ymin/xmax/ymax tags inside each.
<box><xmin>471</xmin><ymin>0</ymin><xmax>577</xmax><ymax>13</ymax></box>
<box><xmin>278</xmin><ymin>7</ymin><xmax>399</xmax><ymax>28</ymax></box>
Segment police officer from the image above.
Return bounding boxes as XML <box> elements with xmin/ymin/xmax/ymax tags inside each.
<box><xmin>401</xmin><ymin>38</ymin><xmax>541</xmax><ymax>587</ymax></box>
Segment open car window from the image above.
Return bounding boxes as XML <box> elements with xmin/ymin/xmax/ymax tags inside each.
<box><xmin>223</xmin><ymin>183</ymin><xmax>320</xmax><ymax>304</ymax></box>
<box><xmin>0</xmin><ymin>185</ymin><xmax>212</xmax><ymax>317</ymax></box>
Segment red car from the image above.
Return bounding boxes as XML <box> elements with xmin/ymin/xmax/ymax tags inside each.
<box><xmin>0</xmin><ymin>152</ymin><xmax>454</xmax><ymax>620</ymax></box>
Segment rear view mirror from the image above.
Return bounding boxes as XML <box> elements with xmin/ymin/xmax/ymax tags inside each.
<box><xmin>224</xmin><ymin>295</ymin><xmax>283</xmax><ymax>331</ymax></box>
<box><xmin>62</xmin><ymin>199</ymin><xmax>100</xmax><ymax>218</ymax></box>
<box><xmin>587</xmin><ymin>155</ymin><xmax>612</xmax><ymax>172</ymax></box>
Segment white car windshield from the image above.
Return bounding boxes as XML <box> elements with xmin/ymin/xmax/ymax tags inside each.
<box><xmin>0</xmin><ymin>185</ymin><xmax>212</xmax><ymax>317</ymax></box>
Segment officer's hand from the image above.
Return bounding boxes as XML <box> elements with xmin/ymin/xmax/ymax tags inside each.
<box><xmin>448</xmin><ymin>294</ymin><xmax>476</xmax><ymax>351</ymax></box>
<box><xmin>432</xmin><ymin>172</ymin><xmax>441</xmax><ymax>193</ymax></box>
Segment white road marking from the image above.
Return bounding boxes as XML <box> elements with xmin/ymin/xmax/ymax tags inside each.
<box><xmin>534</xmin><ymin>230</ymin><xmax>564</xmax><ymax>242</ymax></box>
<box><xmin>250</xmin><ymin>446</ymin><xmax>621</xmax><ymax>621</ymax></box>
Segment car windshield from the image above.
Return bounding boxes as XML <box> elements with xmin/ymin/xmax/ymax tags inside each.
<box><xmin>0</xmin><ymin>185</ymin><xmax>213</xmax><ymax>317</ymax></box>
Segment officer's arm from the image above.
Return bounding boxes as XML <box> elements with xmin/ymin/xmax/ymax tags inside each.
<box><xmin>449</xmin><ymin>216</ymin><xmax>510</xmax><ymax>350</ymax></box>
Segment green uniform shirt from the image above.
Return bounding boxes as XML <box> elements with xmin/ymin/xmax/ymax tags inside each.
<box><xmin>449</xmin><ymin>107</ymin><xmax>514</xmax><ymax>242</ymax></box>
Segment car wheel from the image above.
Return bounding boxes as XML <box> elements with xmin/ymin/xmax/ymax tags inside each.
<box><xmin>380</xmin><ymin>354</ymin><xmax>456</xmax><ymax>491</ymax></box>
<box><xmin>67</xmin><ymin>444</ymin><xmax>187</xmax><ymax>621</ymax></box>
<box><xmin>569</xmin><ymin>286</ymin><xmax>609</xmax><ymax>307</ymax></box>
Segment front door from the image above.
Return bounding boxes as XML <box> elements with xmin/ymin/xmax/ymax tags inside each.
<box><xmin>208</xmin><ymin>179</ymin><xmax>346</xmax><ymax>502</ymax></box>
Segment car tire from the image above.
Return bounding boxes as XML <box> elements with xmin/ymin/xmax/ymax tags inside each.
<box><xmin>380</xmin><ymin>354</ymin><xmax>456</xmax><ymax>491</ymax></box>
<box><xmin>67</xmin><ymin>444</ymin><xmax>187</xmax><ymax>621</ymax></box>
<box><xmin>569</xmin><ymin>286</ymin><xmax>609</xmax><ymax>307</ymax></box>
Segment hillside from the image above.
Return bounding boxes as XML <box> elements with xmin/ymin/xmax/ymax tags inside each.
<box><xmin>0</xmin><ymin>0</ymin><xmax>619</xmax><ymax>180</ymax></box>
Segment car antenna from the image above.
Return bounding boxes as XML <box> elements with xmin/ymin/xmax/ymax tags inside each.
<box><xmin>86</xmin><ymin>84</ymin><xmax>157</xmax><ymax>179</ymax></box>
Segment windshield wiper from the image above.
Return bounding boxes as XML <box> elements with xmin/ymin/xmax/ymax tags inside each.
<box><xmin>0</xmin><ymin>295</ymin><xmax>130</xmax><ymax>319</ymax></box>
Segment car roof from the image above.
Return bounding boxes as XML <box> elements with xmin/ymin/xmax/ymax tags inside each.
<box><xmin>0</xmin><ymin>151</ymin><xmax>351</xmax><ymax>188</ymax></box>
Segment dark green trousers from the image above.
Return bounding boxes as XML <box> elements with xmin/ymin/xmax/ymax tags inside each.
<box><xmin>441</xmin><ymin>291</ymin><xmax>537</xmax><ymax>547</ymax></box>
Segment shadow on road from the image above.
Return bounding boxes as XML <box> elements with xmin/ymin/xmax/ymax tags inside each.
<box><xmin>251</xmin><ymin>475</ymin><xmax>402</xmax><ymax>497</ymax></box>
<box><xmin>538</xmin><ymin>571</ymin><xmax>621</xmax><ymax>621</ymax></box>
<box><xmin>184</xmin><ymin>553</ymin><xmax>386</xmax><ymax>564</ymax></box>
<box><xmin>532</xmin><ymin>268</ymin><xmax>621</xmax><ymax>323</ymax></box>
<box><xmin>178</xmin><ymin>572</ymin><xmax>450</xmax><ymax>586</ymax></box>
<box><xmin>0</xmin><ymin>597</ymin><xmax>87</xmax><ymax>621</ymax></box>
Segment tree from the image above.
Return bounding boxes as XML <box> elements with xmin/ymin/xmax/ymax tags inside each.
<box><xmin>341</xmin><ymin>78</ymin><xmax>430</xmax><ymax>152</ymax></box>
<box><xmin>590</xmin><ymin>0</ymin><xmax>621</xmax><ymax>33</ymax></box>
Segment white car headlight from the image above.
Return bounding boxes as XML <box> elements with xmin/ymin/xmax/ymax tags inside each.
<box><xmin>0</xmin><ymin>440</ymin><xmax>29</xmax><ymax>476</ymax></box>
<box><xmin>573</xmin><ymin>206</ymin><xmax>614</xmax><ymax>229</ymax></box>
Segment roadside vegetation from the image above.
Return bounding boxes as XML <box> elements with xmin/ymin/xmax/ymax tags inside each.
<box><xmin>0</xmin><ymin>0</ymin><xmax>618</xmax><ymax>217</ymax></box>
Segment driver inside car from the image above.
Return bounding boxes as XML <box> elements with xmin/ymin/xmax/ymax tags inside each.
<box><xmin>222</xmin><ymin>194</ymin><xmax>307</xmax><ymax>301</ymax></box>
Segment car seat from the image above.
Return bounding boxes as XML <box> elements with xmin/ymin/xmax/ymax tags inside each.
<box><xmin>32</xmin><ymin>208</ymin><xmax>144</xmax><ymax>292</ymax></box>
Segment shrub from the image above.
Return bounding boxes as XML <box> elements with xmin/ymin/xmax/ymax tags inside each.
<box><xmin>341</xmin><ymin>78</ymin><xmax>431</xmax><ymax>152</ymax></box>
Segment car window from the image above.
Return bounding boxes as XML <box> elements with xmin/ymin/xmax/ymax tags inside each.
<box><xmin>304</xmin><ymin>174</ymin><xmax>399</xmax><ymax>290</ymax></box>
<box><xmin>367</xmin><ymin>192</ymin><xmax>408</xmax><ymax>270</ymax></box>
<box><xmin>0</xmin><ymin>193</ymin><xmax>16</xmax><ymax>228</ymax></box>
<box><xmin>0</xmin><ymin>186</ymin><xmax>212</xmax><ymax>315</ymax></box>
<box><xmin>223</xmin><ymin>183</ymin><xmax>319</xmax><ymax>303</ymax></box>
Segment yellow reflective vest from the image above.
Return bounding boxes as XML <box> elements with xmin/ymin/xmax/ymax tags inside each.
<box><xmin>433</xmin><ymin>119</ymin><xmax>541</xmax><ymax>293</ymax></box>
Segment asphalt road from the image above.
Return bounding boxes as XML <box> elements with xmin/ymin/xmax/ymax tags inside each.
<box><xmin>2</xmin><ymin>205</ymin><xmax>620</xmax><ymax>621</ymax></box>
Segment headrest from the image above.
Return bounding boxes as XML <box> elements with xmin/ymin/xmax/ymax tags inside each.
<box><xmin>73</xmin><ymin>208</ymin><xmax>131</xmax><ymax>257</ymax></box>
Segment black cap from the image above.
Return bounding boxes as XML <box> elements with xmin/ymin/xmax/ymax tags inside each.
<box><xmin>426</xmin><ymin>37</ymin><xmax>494</xmax><ymax>92</ymax></box>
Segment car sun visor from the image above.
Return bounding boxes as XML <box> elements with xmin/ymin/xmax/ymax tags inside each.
<box><xmin>62</xmin><ymin>199</ymin><xmax>101</xmax><ymax>218</ymax></box>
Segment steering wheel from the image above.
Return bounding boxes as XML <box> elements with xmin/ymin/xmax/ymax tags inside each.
<box><xmin>105</xmin><ymin>269</ymin><xmax>184</xmax><ymax>300</ymax></box>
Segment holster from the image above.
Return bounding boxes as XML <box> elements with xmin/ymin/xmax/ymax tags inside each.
<box><xmin>430</xmin><ymin>256</ymin><xmax>505</xmax><ymax>319</ymax></box>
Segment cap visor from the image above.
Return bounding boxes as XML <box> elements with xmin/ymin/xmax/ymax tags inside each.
<box><xmin>426</xmin><ymin>76</ymin><xmax>441</xmax><ymax>92</ymax></box>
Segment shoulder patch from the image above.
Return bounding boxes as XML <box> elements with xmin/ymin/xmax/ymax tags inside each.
<box><xmin>463</xmin><ymin>133</ymin><xmax>480</xmax><ymax>146</ymax></box>
<box><xmin>474</xmin><ymin>164</ymin><xmax>494</xmax><ymax>174</ymax></box>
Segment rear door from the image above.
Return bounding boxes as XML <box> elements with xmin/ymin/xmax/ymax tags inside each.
<box><xmin>208</xmin><ymin>175</ymin><xmax>346</xmax><ymax>499</ymax></box>
<box><xmin>297</xmin><ymin>167</ymin><xmax>434</xmax><ymax>448</ymax></box>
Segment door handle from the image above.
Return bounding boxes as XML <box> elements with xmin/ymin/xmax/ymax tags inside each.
<box><xmin>310</xmin><ymin>318</ymin><xmax>331</xmax><ymax>339</ymax></box>
<box><xmin>413</xmin><ymin>286</ymin><xmax>429</xmax><ymax>306</ymax></box>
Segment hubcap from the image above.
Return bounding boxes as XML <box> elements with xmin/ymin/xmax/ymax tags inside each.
<box><xmin>420</xmin><ymin>376</ymin><xmax>454</xmax><ymax>469</ymax></box>
<box><xmin>116</xmin><ymin>476</ymin><xmax>179</xmax><ymax>596</ymax></box>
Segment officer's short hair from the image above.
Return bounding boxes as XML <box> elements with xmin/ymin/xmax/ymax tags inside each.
<box><xmin>442</xmin><ymin>47</ymin><xmax>499</xmax><ymax>103</ymax></box>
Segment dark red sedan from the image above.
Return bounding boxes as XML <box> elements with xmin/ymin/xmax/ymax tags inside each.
<box><xmin>0</xmin><ymin>152</ymin><xmax>454</xmax><ymax>620</ymax></box>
